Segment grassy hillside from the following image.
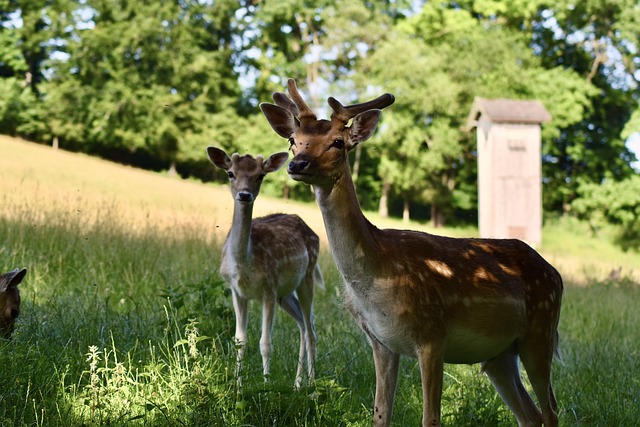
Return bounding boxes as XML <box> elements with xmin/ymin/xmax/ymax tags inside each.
<box><xmin>1</xmin><ymin>135</ymin><xmax>639</xmax><ymax>426</ymax></box>
<box><xmin>3</xmin><ymin>135</ymin><xmax>638</xmax><ymax>283</ymax></box>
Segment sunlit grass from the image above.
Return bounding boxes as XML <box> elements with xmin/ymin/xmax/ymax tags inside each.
<box><xmin>1</xmin><ymin>136</ymin><xmax>639</xmax><ymax>426</ymax></box>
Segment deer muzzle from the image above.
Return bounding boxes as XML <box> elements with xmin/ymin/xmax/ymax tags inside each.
<box><xmin>288</xmin><ymin>158</ymin><xmax>310</xmax><ymax>176</ymax></box>
<box><xmin>236</xmin><ymin>191</ymin><xmax>254</xmax><ymax>203</ymax></box>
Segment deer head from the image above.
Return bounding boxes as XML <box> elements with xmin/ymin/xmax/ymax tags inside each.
<box><xmin>206</xmin><ymin>147</ymin><xmax>289</xmax><ymax>204</ymax></box>
<box><xmin>260</xmin><ymin>79</ymin><xmax>394</xmax><ymax>188</ymax></box>
<box><xmin>0</xmin><ymin>268</ymin><xmax>26</xmax><ymax>339</ymax></box>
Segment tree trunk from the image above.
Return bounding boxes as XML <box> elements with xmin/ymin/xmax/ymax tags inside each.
<box><xmin>431</xmin><ymin>205</ymin><xmax>445</xmax><ymax>228</ymax></box>
<box><xmin>402</xmin><ymin>196</ymin><xmax>410</xmax><ymax>223</ymax></box>
<box><xmin>52</xmin><ymin>135</ymin><xmax>59</xmax><ymax>150</ymax></box>
<box><xmin>378</xmin><ymin>179</ymin><xmax>389</xmax><ymax>218</ymax></box>
<box><xmin>168</xmin><ymin>161</ymin><xmax>177</xmax><ymax>177</ymax></box>
<box><xmin>283</xmin><ymin>182</ymin><xmax>290</xmax><ymax>199</ymax></box>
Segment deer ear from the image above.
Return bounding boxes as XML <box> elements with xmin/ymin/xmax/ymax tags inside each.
<box><xmin>260</xmin><ymin>103</ymin><xmax>299</xmax><ymax>139</ymax></box>
<box><xmin>262</xmin><ymin>152</ymin><xmax>289</xmax><ymax>173</ymax></box>
<box><xmin>348</xmin><ymin>109</ymin><xmax>382</xmax><ymax>150</ymax></box>
<box><xmin>206</xmin><ymin>146</ymin><xmax>231</xmax><ymax>170</ymax></box>
<box><xmin>0</xmin><ymin>268</ymin><xmax>26</xmax><ymax>292</ymax></box>
<box><xmin>9</xmin><ymin>269</ymin><xmax>26</xmax><ymax>288</ymax></box>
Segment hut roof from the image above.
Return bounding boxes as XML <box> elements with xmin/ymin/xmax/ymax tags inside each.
<box><xmin>464</xmin><ymin>97</ymin><xmax>551</xmax><ymax>131</ymax></box>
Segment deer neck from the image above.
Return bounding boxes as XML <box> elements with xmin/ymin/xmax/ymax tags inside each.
<box><xmin>227</xmin><ymin>201</ymin><xmax>254</xmax><ymax>263</ymax></box>
<box><xmin>313</xmin><ymin>167</ymin><xmax>378</xmax><ymax>281</ymax></box>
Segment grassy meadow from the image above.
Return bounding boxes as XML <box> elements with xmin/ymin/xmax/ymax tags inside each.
<box><xmin>1</xmin><ymin>136</ymin><xmax>639</xmax><ymax>426</ymax></box>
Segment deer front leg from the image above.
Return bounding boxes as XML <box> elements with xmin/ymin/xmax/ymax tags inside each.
<box><xmin>369</xmin><ymin>335</ymin><xmax>400</xmax><ymax>427</ymax></box>
<box><xmin>232</xmin><ymin>290</ymin><xmax>249</xmax><ymax>389</ymax></box>
<box><xmin>260</xmin><ymin>291</ymin><xmax>277</xmax><ymax>381</ymax></box>
<box><xmin>417</xmin><ymin>343</ymin><xmax>444</xmax><ymax>427</ymax></box>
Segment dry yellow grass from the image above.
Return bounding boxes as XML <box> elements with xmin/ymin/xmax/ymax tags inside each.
<box><xmin>0</xmin><ymin>136</ymin><xmax>466</xmax><ymax>245</ymax></box>
<box><xmin>0</xmin><ymin>135</ymin><xmax>328</xmax><ymax>245</ymax></box>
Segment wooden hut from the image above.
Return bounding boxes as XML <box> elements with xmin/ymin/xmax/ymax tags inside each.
<box><xmin>465</xmin><ymin>98</ymin><xmax>551</xmax><ymax>247</ymax></box>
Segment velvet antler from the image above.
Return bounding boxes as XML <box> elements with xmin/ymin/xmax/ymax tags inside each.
<box><xmin>328</xmin><ymin>93</ymin><xmax>395</xmax><ymax>124</ymax></box>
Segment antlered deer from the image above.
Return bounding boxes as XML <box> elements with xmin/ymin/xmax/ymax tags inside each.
<box><xmin>260</xmin><ymin>79</ymin><xmax>563</xmax><ymax>426</ymax></box>
<box><xmin>206</xmin><ymin>147</ymin><xmax>324</xmax><ymax>390</ymax></box>
<box><xmin>0</xmin><ymin>268</ymin><xmax>27</xmax><ymax>339</ymax></box>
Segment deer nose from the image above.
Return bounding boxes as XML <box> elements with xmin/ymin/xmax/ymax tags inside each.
<box><xmin>288</xmin><ymin>159</ymin><xmax>309</xmax><ymax>174</ymax></box>
<box><xmin>236</xmin><ymin>191</ymin><xmax>254</xmax><ymax>203</ymax></box>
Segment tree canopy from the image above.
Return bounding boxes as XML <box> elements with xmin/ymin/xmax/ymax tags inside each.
<box><xmin>1</xmin><ymin>0</ymin><xmax>638</xmax><ymax>239</ymax></box>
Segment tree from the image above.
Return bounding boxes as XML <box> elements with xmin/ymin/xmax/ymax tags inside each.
<box><xmin>0</xmin><ymin>0</ymin><xmax>73</xmax><ymax>138</ymax></box>
<box><xmin>517</xmin><ymin>0</ymin><xmax>639</xmax><ymax>211</ymax></box>
<box><xmin>358</xmin><ymin>4</ymin><xmax>594</xmax><ymax>226</ymax></box>
<box><xmin>572</xmin><ymin>175</ymin><xmax>640</xmax><ymax>251</ymax></box>
<box><xmin>32</xmin><ymin>0</ymin><xmax>243</xmax><ymax>173</ymax></box>
<box><xmin>0</xmin><ymin>26</ymin><xmax>30</xmax><ymax>134</ymax></box>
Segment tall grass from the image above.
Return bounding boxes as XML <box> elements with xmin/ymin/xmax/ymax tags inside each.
<box><xmin>1</xmin><ymin>136</ymin><xmax>639</xmax><ymax>426</ymax></box>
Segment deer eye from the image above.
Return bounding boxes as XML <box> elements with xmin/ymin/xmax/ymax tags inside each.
<box><xmin>227</xmin><ymin>171</ymin><xmax>234</xmax><ymax>179</ymax></box>
<box><xmin>331</xmin><ymin>138</ymin><xmax>345</xmax><ymax>150</ymax></box>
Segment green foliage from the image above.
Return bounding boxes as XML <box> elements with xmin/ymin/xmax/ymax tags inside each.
<box><xmin>0</xmin><ymin>27</ymin><xmax>27</xmax><ymax>75</ymax></box>
<box><xmin>27</xmin><ymin>0</ymin><xmax>243</xmax><ymax>171</ymax></box>
<box><xmin>357</xmin><ymin>4</ymin><xmax>597</xmax><ymax>224</ymax></box>
<box><xmin>530</xmin><ymin>0</ymin><xmax>639</xmax><ymax>210</ymax></box>
<box><xmin>571</xmin><ymin>175</ymin><xmax>640</xmax><ymax>251</ymax></box>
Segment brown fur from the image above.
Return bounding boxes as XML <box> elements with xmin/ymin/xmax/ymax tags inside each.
<box><xmin>206</xmin><ymin>147</ymin><xmax>324</xmax><ymax>390</ymax></box>
<box><xmin>0</xmin><ymin>268</ymin><xmax>26</xmax><ymax>339</ymax></box>
<box><xmin>260</xmin><ymin>79</ymin><xmax>563</xmax><ymax>427</ymax></box>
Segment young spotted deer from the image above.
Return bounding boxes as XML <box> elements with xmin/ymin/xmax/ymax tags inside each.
<box><xmin>0</xmin><ymin>268</ymin><xmax>27</xmax><ymax>339</ymax></box>
<box><xmin>206</xmin><ymin>147</ymin><xmax>324</xmax><ymax>390</ymax></box>
<box><xmin>260</xmin><ymin>79</ymin><xmax>563</xmax><ymax>426</ymax></box>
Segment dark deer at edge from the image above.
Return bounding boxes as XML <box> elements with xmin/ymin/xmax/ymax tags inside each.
<box><xmin>0</xmin><ymin>268</ymin><xmax>26</xmax><ymax>339</ymax></box>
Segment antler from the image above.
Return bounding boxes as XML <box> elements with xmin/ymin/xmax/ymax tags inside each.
<box><xmin>270</xmin><ymin>78</ymin><xmax>394</xmax><ymax>127</ymax></box>
<box><xmin>287</xmin><ymin>79</ymin><xmax>317</xmax><ymax>123</ymax></box>
<box><xmin>329</xmin><ymin>93</ymin><xmax>395</xmax><ymax>124</ymax></box>
<box><xmin>272</xmin><ymin>91</ymin><xmax>299</xmax><ymax>117</ymax></box>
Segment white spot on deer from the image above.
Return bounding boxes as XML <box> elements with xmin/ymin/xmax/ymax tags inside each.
<box><xmin>474</xmin><ymin>266</ymin><xmax>498</xmax><ymax>283</ymax></box>
<box><xmin>498</xmin><ymin>263</ymin><xmax>520</xmax><ymax>276</ymax></box>
<box><xmin>425</xmin><ymin>259</ymin><xmax>454</xmax><ymax>279</ymax></box>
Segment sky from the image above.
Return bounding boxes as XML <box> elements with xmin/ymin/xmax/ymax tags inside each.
<box><xmin>627</xmin><ymin>133</ymin><xmax>640</xmax><ymax>171</ymax></box>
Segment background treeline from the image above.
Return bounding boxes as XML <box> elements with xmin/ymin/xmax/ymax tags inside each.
<box><xmin>1</xmin><ymin>0</ymin><xmax>639</xmax><ymax>244</ymax></box>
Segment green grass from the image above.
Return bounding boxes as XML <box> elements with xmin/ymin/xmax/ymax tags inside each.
<box><xmin>1</xmin><ymin>136</ymin><xmax>639</xmax><ymax>426</ymax></box>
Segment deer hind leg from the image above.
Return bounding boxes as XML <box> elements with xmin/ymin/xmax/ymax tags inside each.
<box><xmin>260</xmin><ymin>291</ymin><xmax>277</xmax><ymax>382</ymax></box>
<box><xmin>482</xmin><ymin>344</ymin><xmax>542</xmax><ymax>427</ymax></box>
<box><xmin>278</xmin><ymin>293</ymin><xmax>307</xmax><ymax>390</ymax></box>
<box><xmin>296</xmin><ymin>276</ymin><xmax>317</xmax><ymax>387</ymax></box>
<box><xmin>231</xmin><ymin>290</ymin><xmax>249</xmax><ymax>389</ymax></box>
<box><xmin>519</xmin><ymin>330</ymin><xmax>559</xmax><ymax>427</ymax></box>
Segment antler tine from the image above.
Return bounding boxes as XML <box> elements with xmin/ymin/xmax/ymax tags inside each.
<box><xmin>272</xmin><ymin>92</ymin><xmax>300</xmax><ymax>116</ymax></box>
<box><xmin>329</xmin><ymin>93</ymin><xmax>396</xmax><ymax>124</ymax></box>
<box><xmin>287</xmin><ymin>79</ymin><xmax>317</xmax><ymax>122</ymax></box>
